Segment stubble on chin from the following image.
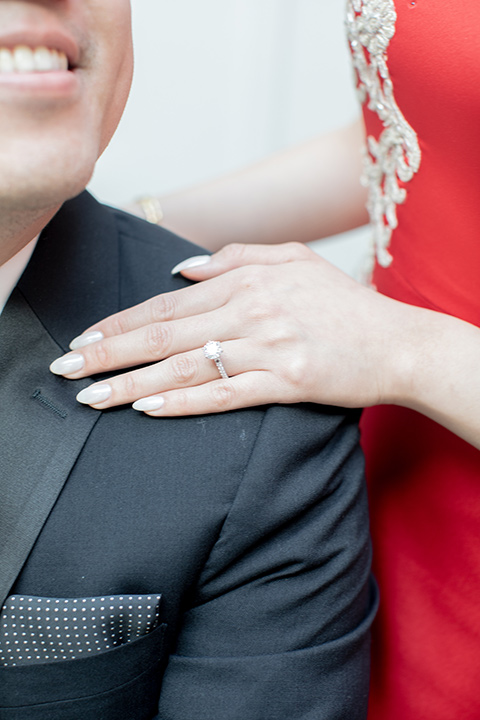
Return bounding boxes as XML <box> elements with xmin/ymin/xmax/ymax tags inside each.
<box><xmin>0</xmin><ymin>135</ymin><xmax>98</xmax><ymax>214</ymax></box>
<box><xmin>0</xmin><ymin>138</ymin><xmax>97</xmax><ymax>265</ymax></box>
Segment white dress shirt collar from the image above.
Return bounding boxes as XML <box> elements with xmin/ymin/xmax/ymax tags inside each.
<box><xmin>0</xmin><ymin>237</ymin><xmax>38</xmax><ymax>316</ymax></box>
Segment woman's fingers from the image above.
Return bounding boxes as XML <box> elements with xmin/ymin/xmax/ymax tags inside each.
<box><xmin>69</xmin><ymin>268</ymin><xmax>237</xmax><ymax>346</ymax></box>
<box><xmin>51</xmin><ymin>307</ymin><xmax>238</xmax><ymax>379</ymax></box>
<box><xmin>83</xmin><ymin>371</ymin><xmax>285</xmax><ymax>416</ymax></box>
<box><xmin>49</xmin><ymin>250</ymin><xmax>398</xmax><ymax>415</ymax></box>
<box><xmin>173</xmin><ymin>241</ymin><xmax>315</xmax><ymax>281</ymax></box>
<box><xmin>134</xmin><ymin>371</ymin><xmax>286</xmax><ymax>417</ymax></box>
<box><xmin>72</xmin><ymin>340</ymin><xmax>278</xmax><ymax>411</ymax></box>
<box><xmin>57</xmin><ymin>258</ymin><xmax>305</xmax><ymax>380</ymax></box>
<box><xmin>71</xmin><ymin>242</ymin><xmax>314</xmax><ymax>346</ymax></box>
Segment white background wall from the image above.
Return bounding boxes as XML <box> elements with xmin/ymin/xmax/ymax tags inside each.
<box><xmin>88</xmin><ymin>0</ymin><xmax>370</xmax><ymax>276</ymax></box>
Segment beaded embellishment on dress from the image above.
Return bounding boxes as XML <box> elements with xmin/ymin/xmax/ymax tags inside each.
<box><xmin>346</xmin><ymin>0</ymin><xmax>421</xmax><ymax>267</ymax></box>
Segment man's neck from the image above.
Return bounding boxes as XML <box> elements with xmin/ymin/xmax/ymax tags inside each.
<box><xmin>0</xmin><ymin>205</ymin><xmax>60</xmax><ymax>267</ymax></box>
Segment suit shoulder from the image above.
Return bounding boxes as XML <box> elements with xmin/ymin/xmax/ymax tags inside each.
<box><xmin>108</xmin><ymin>205</ymin><xmax>207</xmax><ymax>263</ymax></box>
<box><xmin>98</xmin><ymin>203</ymin><xmax>207</xmax><ymax>305</ymax></box>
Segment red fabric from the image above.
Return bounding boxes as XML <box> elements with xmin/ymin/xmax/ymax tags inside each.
<box><xmin>359</xmin><ymin>2</ymin><xmax>480</xmax><ymax>718</ymax></box>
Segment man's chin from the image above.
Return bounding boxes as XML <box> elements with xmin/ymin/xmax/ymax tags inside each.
<box><xmin>0</xmin><ymin>166</ymin><xmax>94</xmax><ymax>216</ymax></box>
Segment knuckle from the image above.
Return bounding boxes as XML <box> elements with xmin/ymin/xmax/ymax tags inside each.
<box><xmin>143</xmin><ymin>323</ymin><xmax>172</xmax><ymax>359</ymax></box>
<box><xmin>91</xmin><ymin>340</ymin><xmax>113</xmax><ymax>370</ymax></box>
<box><xmin>110</xmin><ymin>314</ymin><xmax>128</xmax><ymax>336</ymax></box>
<box><xmin>264</xmin><ymin>327</ymin><xmax>289</xmax><ymax>346</ymax></box>
<box><xmin>281</xmin><ymin>354</ymin><xmax>309</xmax><ymax>387</ymax></box>
<box><xmin>238</xmin><ymin>265</ymin><xmax>266</xmax><ymax>293</ymax></box>
<box><xmin>264</xmin><ymin>319</ymin><xmax>298</xmax><ymax>346</ymax></box>
<box><xmin>211</xmin><ymin>381</ymin><xmax>235</xmax><ymax>411</ymax></box>
<box><xmin>171</xmin><ymin>355</ymin><xmax>198</xmax><ymax>385</ymax></box>
<box><xmin>220</xmin><ymin>242</ymin><xmax>250</xmax><ymax>265</ymax></box>
<box><xmin>149</xmin><ymin>294</ymin><xmax>177</xmax><ymax>323</ymax></box>
<box><xmin>120</xmin><ymin>372</ymin><xmax>140</xmax><ymax>398</ymax></box>
<box><xmin>245</xmin><ymin>301</ymin><xmax>271</xmax><ymax>324</ymax></box>
<box><xmin>174</xmin><ymin>390</ymin><xmax>190</xmax><ymax>411</ymax></box>
<box><xmin>285</xmin><ymin>241</ymin><xmax>312</xmax><ymax>260</ymax></box>
<box><xmin>243</xmin><ymin>292</ymin><xmax>277</xmax><ymax>323</ymax></box>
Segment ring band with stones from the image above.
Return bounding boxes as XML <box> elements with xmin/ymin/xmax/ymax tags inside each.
<box><xmin>203</xmin><ymin>341</ymin><xmax>229</xmax><ymax>380</ymax></box>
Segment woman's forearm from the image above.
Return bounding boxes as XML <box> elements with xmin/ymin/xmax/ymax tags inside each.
<box><xmin>133</xmin><ymin>119</ymin><xmax>369</xmax><ymax>251</ymax></box>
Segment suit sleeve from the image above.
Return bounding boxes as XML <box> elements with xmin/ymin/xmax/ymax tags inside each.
<box><xmin>157</xmin><ymin>404</ymin><xmax>378</xmax><ymax>720</ymax></box>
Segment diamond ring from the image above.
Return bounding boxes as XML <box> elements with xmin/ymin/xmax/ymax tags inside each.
<box><xmin>203</xmin><ymin>340</ymin><xmax>229</xmax><ymax>380</ymax></box>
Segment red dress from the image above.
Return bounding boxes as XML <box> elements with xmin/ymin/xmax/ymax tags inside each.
<box><xmin>346</xmin><ymin>1</ymin><xmax>480</xmax><ymax>718</ymax></box>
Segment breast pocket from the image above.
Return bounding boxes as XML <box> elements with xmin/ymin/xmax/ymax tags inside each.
<box><xmin>0</xmin><ymin>594</ymin><xmax>168</xmax><ymax>720</ymax></box>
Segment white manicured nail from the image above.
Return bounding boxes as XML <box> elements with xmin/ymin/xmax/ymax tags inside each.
<box><xmin>50</xmin><ymin>353</ymin><xmax>85</xmax><ymax>375</ymax></box>
<box><xmin>171</xmin><ymin>255</ymin><xmax>211</xmax><ymax>275</ymax></box>
<box><xmin>76</xmin><ymin>383</ymin><xmax>112</xmax><ymax>405</ymax></box>
<box><xmin>69</xmin><ymin>330</ymin><xmax>104</xmax><ymax>350</ymax></box>
<box><xmin>132</xmin><ymin>396</ymin><xmax>165</xmax><ymax>412</ymax></box>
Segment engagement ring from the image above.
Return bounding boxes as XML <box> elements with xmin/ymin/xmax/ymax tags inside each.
<box><xmin>203</xmin><ymin>341</ymin><xmax>229</xmax><ymax>380</ymax></box>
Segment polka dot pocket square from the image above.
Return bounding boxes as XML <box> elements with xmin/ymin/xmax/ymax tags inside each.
<box><xmin>0</xmin><ymin>593</ymin><xmax>162</xmax><ymax>667</ymax></box>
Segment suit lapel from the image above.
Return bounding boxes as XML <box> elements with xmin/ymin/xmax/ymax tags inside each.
<box><xmin>18</xmin><ymin>191</ymin><xmax>121</xmax><ymax>346</ymax></box>
<box><xmin>0</xmin><ymin>193</ymin><xmax>120</xmax><ymax>607</ymax></box>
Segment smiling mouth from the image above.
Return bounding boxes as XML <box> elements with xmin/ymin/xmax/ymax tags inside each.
<box><xmin>0</xmin><ymin>46</ymin><xmax>70</xmax><ymax>73</ymax></box>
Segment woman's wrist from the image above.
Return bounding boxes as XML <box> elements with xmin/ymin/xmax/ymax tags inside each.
<box><xmin>381</xmin><ymin>303</ymin><xmax>480</xmax><ymax>447</ymax></box>
<box><xmin>378</xmin><ymin>302</ymin><xmax>430</xmax><ymax>408</ymax></box>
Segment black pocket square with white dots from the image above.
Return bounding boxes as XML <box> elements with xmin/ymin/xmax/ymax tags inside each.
<box><xmin>0</xmin><ymin>593</ymin><xmax>162</xmax><ymax>667</ymax></box>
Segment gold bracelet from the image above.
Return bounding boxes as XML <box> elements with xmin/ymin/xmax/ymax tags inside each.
<box><xmin>138</xmin><ymin>196</ymin><xmax>164</xmax><ymax>225</ymax></box>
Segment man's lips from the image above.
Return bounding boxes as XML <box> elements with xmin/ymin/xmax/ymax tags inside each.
<box><xmin>0</xmin><ymin>39</ymin><xmax>80</xmax><ymax>97</ymax></box>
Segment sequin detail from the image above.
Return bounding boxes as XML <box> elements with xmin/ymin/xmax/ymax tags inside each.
<box><xmin>0</xmin><ymin>594</ymin><xmax>162</xmax><ymax>666</ymax></box>
<box><xmin>346</xmin><ymin>0</ymin><xmax>421</xmax><ymax>267</ymax></box>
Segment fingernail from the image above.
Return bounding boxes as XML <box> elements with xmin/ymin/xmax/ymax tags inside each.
<box><xmin>69</xmin><ymin>330</ymin><xmax>104</xmax><ymax>350</ymax></box>
<box><xmin>171</xmin><ymin>255</ymin><xmax>211</xmax><ymax>275</ymax></box>
<box><xmin>76</xmin><ymin>383</ymin><xmax>112</xmax><ymax>405</ymax></box>
<box><xmin>50</xmin><ymin>353</ymin><xmax>85</xmax><ymax>375</ymax></box>
<box><xmin>132</xmin><ymin>396</ymin><xmax>165</xmax><ymax>412</ymax></box>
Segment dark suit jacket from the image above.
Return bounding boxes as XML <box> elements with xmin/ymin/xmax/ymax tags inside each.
<box><xmin>0</xmin><ymin>192</ymin><xmax>377</xmax><ymax>719</ymax></box>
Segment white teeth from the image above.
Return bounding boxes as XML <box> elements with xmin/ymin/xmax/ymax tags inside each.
<box><xmin>0</xmin><ymin>48</ymin><xmax>14</xmax><ymax>73</ymax></box>
<box><xmin>0</xmin><ymin>45</ymin><xmax>69</xmax><ymax>74</ymax></box>
<box><xmin>34</xmin><ymin>46</ymin><xmax>55</xmax><ymax>71</ymax></box>
<box><xmin>14</xmin><ymin>46</ymin><xmax>34</xmax><ymax>72</ymax></box>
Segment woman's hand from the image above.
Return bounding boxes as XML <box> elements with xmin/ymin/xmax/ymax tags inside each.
<box><xmin>49</xmin><ymin>242</ymin><xmax>417</xmax><ymax>416</ymax></box>
<box><xmin>48</xmin><ymin>240</ymin><xmax>480</xmax><ymax>449</ymax></box>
